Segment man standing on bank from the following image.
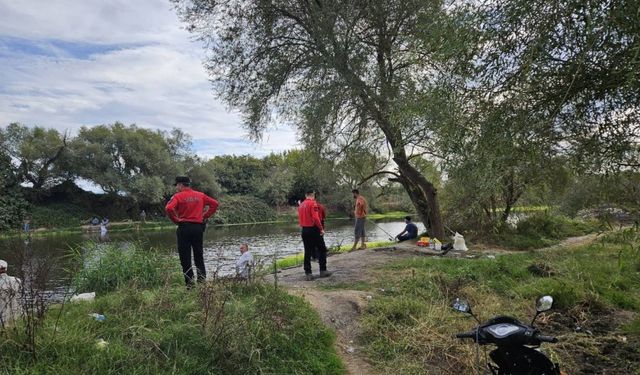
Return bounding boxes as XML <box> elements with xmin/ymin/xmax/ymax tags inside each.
<box><xmin>351</xmin><ymin>189</ymin><xmax>368</xmax><ymax>250</ymax></box>
<box><xmin>298</xmin><ymin>190</ymin><xmax>332</xmax><ymax>281</ymax></box>
<box><xmin>165</xmin><ymin>176</ymin><xmax>219</xmax><ymax>287</ymax></box>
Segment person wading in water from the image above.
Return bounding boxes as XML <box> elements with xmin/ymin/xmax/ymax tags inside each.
<box><xmin>165</xmin><ymin>176</ymin><xmax>219</xmax><ymax>287</ymax></box>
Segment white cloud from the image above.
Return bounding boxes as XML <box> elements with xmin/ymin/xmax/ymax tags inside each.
<box><xmin>0</xmin><ymin>0</ymin><xmax>299</xmax><ymax>156</ymax></box>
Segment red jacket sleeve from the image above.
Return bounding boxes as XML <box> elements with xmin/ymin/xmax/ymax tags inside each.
<box><xmin>202</xmin><ymin>194</ymin><xmax>219</xmax><ymax>220</ymax></box>
<box><xmin>312</xmin><ymin>203</ymin><xmax>323</xmax><ymax>231</ymax></box>
<box><xmin>165</xmin><ymin>195</ymin><xmax>179</xmax><ymax>224</ymax></box>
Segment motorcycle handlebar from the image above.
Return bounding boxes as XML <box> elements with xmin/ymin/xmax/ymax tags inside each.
<box><xmin>455</xmin><ymin>331</ymin><xmax>476</xmax><ymax>339</ymax></box>
<box><xmin>534</xmin><ymin>334</ymin><xmax>558</xmax><ymax>343</ymax></box>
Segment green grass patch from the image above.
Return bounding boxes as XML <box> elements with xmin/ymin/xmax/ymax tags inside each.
<box><xmin>275</xmin><ymin>241</ymin><xmax>396</xmax><ymax>270</ymax></box>
<box><xmin>359</xmin><ymin>227</ymin><xmax>640</xmax><ymax>374</ymax></box>
<box><xmin>1</xmin><ymin>245</ymin><xmax>345</xmax><ymax>374</ymax></box>
<box><xmin>73</xmin><ymin>243</ymin><xmax>180</xmax><ymax>293</ymax></box>
<box><xmin>492</xmin><ymin>212</ymin><xmax>599</xmax><ymax>250</ymax></box>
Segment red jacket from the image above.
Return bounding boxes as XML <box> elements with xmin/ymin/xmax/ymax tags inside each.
<box><xmin>165</xmin><ymin>188</ymin><xmax>219</xmax><ymax>224</ymax></box>
<box><xmin>298</xmin><ymin>198</ymin><xmax>323</xmax><ymax>230</ymax></box>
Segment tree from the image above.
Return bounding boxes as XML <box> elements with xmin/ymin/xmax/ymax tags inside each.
<box><xmin>71</xmin><ymin>123</ymin><xmax>187</xmax><ymax>204</ymax></box>
<box><xmin>476</xmin><ymin>0</ymin><xmax>640</xmax><ymax>172</ymax></box>
<box><xmin>0</xmin><ymin>150</ymin><xmax>28</xmax><ymax>231</ymax></box>
<box><xmin>0</xmin><ymin>123</ymin><xmax>69</xmax><ymax>191</ymax></box>
<box><xmin>173</xmin><ymin>0</ymin><xmax>478</xmax><ymax>239</ymax></box>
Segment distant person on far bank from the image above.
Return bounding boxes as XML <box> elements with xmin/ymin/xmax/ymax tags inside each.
<box><xmin>235</xmin><ymin>243</ymin><xmax>253</xmax><ymax>280</ymax></box>
<box><xmin>351</xmin><ymin>189</ymin><xmax>368</xmax><ymax>251</ymax></box>
<box><xmin>298</xmin><ymin>190</ymin><xmax>332</xmax><ymax>281</ymax></box>
<box><xmin>396</xmin><ymin>216</ymin><xmax>418</xmax><ymax>242</ymax></box>
<box><xmin>139</xmin><ymin>209</ymin><xmax>146</xmax><ymax>224</ymax></box>
<box><xmin>165</xmin><ymin>176</ymin><xmax>219</xmax><ymax>287</ymax></box>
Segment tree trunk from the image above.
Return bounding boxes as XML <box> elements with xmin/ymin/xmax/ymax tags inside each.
<box><xmin>393</xmin><ymin>155</ymin><xmax>445</xmax><ymax>240</ymax></box>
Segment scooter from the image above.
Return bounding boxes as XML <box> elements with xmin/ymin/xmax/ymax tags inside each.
<box><xmin>452</xmin><ymin>295</ymin><xmax>566</xmax><ymax>375</ymax></box>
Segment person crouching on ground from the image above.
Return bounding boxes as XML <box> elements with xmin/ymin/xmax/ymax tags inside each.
<box><xmin>236</xmin><ymin>243</ymin><xmax>253</xmax><ymax>280</ymax></box>
<box><xmin>298</xmin><ymin>189</ymin><xmax>332</xmax><ymax>281</ymax></box>
<box><xmin>0</xmin><ymin>260</ymin><xmax>22</xmax><ymax>326</ymax></box>
<box><xmin>351</xmin><ymin>189</ymin><xmax>368</xmax><ymax>250</ymax></box>
<box><xmin>165</xmin><ymin>176</ymin><xmax>219</xmax><ymax>287</ymax></box>
<box><xmin>396</xmin><ymin>216</ymin><xmax>418</xmax><ymax>242</ymax></box>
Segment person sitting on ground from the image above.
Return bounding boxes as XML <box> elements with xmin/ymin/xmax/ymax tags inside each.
<box><xmin>396</xmin><ymin>216</ymin><xmax>419</xmax><ymax>242</ymax></box>
<box><xmin>235</xmin><ymin>243</ymin><xmax>253</xmax><ymax>279</ymax></box>
<box><xmin>0</xmin><ymin>260</ymin><xmax>22</xmax><ymax>325</ymax></box>
<box><xmin>91</xmin><ymin>217</ymin><xmax>100</xmax><ymax>226</ymax></box>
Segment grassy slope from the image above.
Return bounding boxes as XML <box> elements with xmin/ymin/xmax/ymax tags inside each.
<box><xmin>2</xmin><ymin>283</ymin><xmax>344</xmax><ymax>375</ymax></box>
<box><xmin>349</xmin><ymin>227</ymin><xmax>640</xmax><ymax>374</ymax></box>
<box><xmin>1</xmin><ymin>244</ymin><xmax>345</xmax><ymax>375</ymax></box>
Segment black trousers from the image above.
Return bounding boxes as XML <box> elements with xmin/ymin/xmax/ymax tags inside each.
<box><xmin>301</xmin><ymin>227</ymin><xmax>327</xmax><ymax>274</ymax></box>
<box><xmin>177</xmin><ymin>222</ymin><xmax>205</xmax><ymax>285</ymax></box>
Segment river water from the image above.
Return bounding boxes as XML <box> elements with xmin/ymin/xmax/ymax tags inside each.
<box><xmin>0</xmin><ymin>219</ymin><xmax>422</xmax><ymax>290</ymax></box>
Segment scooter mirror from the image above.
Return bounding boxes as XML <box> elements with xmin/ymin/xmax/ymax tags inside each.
<box><xmin>536</xmin><ymin>295</ymin><xmax>554</xmax><ymax>312</ymax></box>
<box><xmin>452</xmin><ymin>297</ymin><xmax>471</xmax><ymax>313</ymax></box>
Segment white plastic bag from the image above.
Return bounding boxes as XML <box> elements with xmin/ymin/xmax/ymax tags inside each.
<box><xmin>71</xmin><ymin>292</ymin><xmax>95</xmax><ymax>302</ymax></box>
<box><xmin>453</xmin><ymin>232</ymin><xmax>468</xmax><ymax>251</ymax></box>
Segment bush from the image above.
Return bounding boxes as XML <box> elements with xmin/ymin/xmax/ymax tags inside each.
<box><xmin>213</xmin><ymin>195</ymin><xmax>276</xmax><ymax>224</ymax></box>
<box><xmin>73</xmin><ymin>243</ymin><xmax>179</xmax><ymax>293</ymax></box>
<box><xmin>30</xmin><ymin>202</ymin><xmax>91</xmax><ymax>229</ymax></box>
<box><xmin>494</xmin><ymin>212</ymin><xmax>597</xmax><ymax>250</ymax></box>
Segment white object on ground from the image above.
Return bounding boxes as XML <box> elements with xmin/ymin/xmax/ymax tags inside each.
<box><xmin>453</xmin><ymin>232</ymin><xmax>468</xmax><ymax>251</ymax></box>
<box><xmin>71</xmin><ymin>292</ymin><xmax>95</xmax><ymax>302</ymax></box>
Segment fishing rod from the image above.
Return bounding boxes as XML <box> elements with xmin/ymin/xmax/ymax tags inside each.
<box><xmin>367</xmin><ymin>218</ymin><xmax>396</xmax><ymax>241</ymax></box>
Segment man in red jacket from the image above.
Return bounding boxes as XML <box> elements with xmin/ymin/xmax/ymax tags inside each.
<box><xmin>298</xmin><ymin>189</ymin><xmax>332</xmax><ymax>281</ymax></box>
<box><xmin>165</xmin><ymin>176</ymin><xmax>219</xmax><ymax>287</ymax></box>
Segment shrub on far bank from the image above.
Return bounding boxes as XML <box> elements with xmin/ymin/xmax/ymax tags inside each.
<box><xmin>213</xmin><ymin>195</ymin><xmax>276</xmax><ymax>224</ymax></box>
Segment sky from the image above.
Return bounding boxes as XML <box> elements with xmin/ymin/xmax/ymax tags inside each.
<box><xmin>0</xmin><ymin>0</ymin><xmax>299</xmax><ymax>158</ymax></box>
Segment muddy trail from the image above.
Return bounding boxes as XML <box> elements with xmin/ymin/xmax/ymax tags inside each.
<box><xmin>267</xmin><ymin>232</ymin><xmax>637</xmax><ymax>375</ymax></box>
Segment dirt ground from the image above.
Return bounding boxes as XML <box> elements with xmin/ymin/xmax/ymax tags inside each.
<box><xmin>267</xmin><ymin>247</ymin><xmax>414</xmax><ymax>375</ymax></box>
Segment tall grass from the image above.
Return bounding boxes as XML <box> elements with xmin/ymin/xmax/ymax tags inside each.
<box><xmin>356</xmin><ymin>227</ymin><xmax>640</xmax><ymax>374</ymax></box>
<box><xmin>2</xmin><ymin>244</ymin><xmax>345</xmax><ymax>374</ymax></box>
<box><xmin>73</xmin><ymin>243</ymin><xmax>180</xmax><ymax>293</ymax></box>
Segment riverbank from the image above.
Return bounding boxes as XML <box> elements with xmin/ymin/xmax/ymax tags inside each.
<box><xmin>270</xmin><ymin>226</ymin><xmax>640</xmax><ymax>374</ymax></box>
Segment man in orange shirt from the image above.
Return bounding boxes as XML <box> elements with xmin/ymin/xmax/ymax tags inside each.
<box><xmin>298</xmin><ymin>189</ymin><xmax>332</xmax><ymax>281</ymax></box>
<box><xmin>351</xmin><ymin>189</ymin><xmax>368</xmax><ymax>250</ymax></box>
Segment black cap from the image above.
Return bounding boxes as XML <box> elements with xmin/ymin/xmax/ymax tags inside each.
<box><xmin>404</xmin><ymin>216</ymin><xmax>412</xmax><ymax>221</ymax></box>
<box><xmin>175</xmin><ymin>176</ymin><xmax>191</xmax><ymax>186</ymax></box>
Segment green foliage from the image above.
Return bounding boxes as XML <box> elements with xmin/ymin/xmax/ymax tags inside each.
<box><xmin>1</xmin><ymin>282</ymin><xmax>344</xmax><ymax>374</ymax></box>
<box><xmin>0</xmin><ymin>123</ymin><xmax>70</xmax><ymax>190</ymax></box>
<box><xmin>360</xmin><ymin>229</ymin><xmax>640</xmax><ymax>373</ymax></box>
<box><xmin>213</xmin><ymin>195</ymin><xmax>276</xmax><ymax>224</ymax></box>
<box><xmin>73</xmin><ymin>243</ymin><xmax>178</xmax><ymax>293</ymax></box>
<box><xmin>71</xmin><ymin>122</ymin><xmax>189</xmax><ymax>203</ymax></box>
<box><xmin>493</xmin><ymin>213</ymin><xmax>598</xmax><ymax>250</ymax></box>
<box><xmin>30</xmin><ymin>203</ymin><xmax>90</xmax><ymax>229</ymax></box>
<box><xmin>0</xmin><ymin>151</ymin><xmax>29</xmax><ymax>231</ymax></box>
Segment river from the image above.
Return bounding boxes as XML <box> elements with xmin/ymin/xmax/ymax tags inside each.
<box><xmin>0</xmin><ymin>219</ymin><xmax>423</xmax><ymax>291</ymax></box>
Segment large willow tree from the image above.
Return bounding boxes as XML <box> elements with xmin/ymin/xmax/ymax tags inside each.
<box><xmin>173</xmin><ymin>0</ymin><xmax>479</xmax><ymax>238</ymax></box>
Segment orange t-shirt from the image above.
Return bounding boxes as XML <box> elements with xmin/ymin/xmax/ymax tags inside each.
<box><xmin>355</xmin><ymin>196</ymin><xmax>368</xmax><ymax>218</ymax></box>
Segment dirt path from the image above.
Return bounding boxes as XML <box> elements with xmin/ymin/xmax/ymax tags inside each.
<box><xmin>268</xmin><ymin>233</ymin><xmax>603</xmax><ymax>374</ymax></box>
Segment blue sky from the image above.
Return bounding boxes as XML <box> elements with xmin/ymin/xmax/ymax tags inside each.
<box><xmin>0</xmin><ymin>0</ymin><xmax>298</xmax><ymax>157</ymax></box>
